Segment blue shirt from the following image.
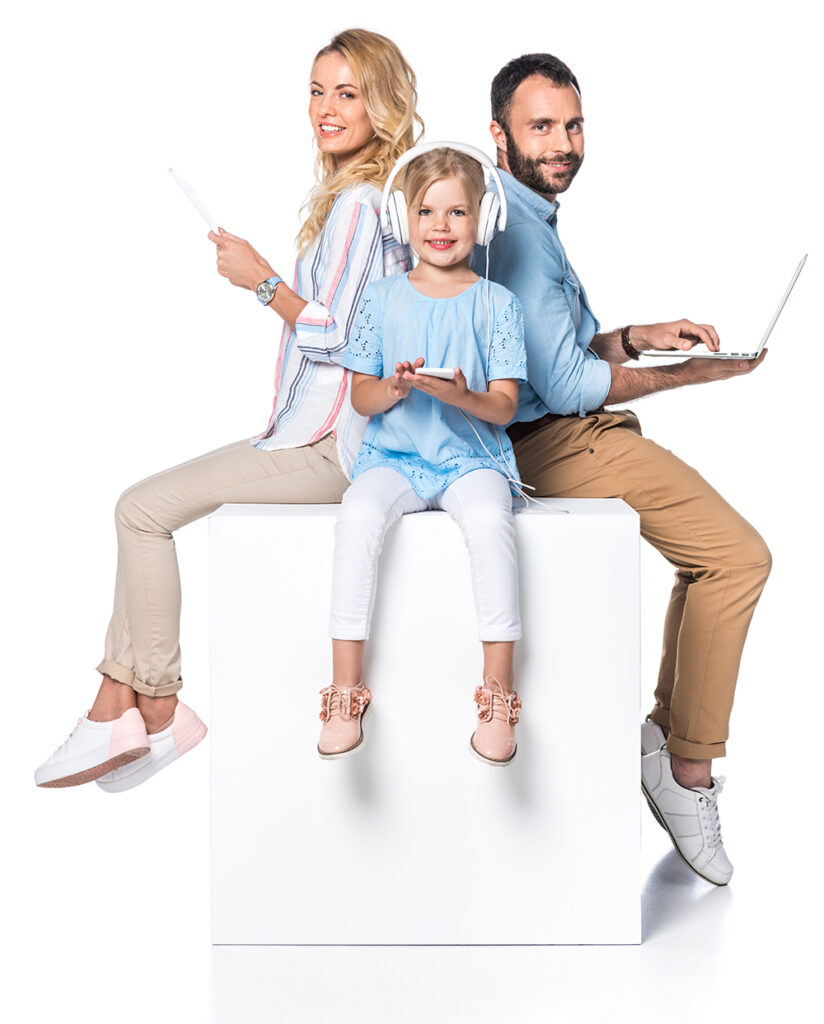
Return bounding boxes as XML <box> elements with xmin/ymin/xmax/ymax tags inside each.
<box><xmin>471</xmin><ymin>169</ymin><xmax>611</xmax><ymax>419</ymax></box>
<box><xmin>342</xmin><ymin>273</ymin><xmax>528</xmax><ymax>499</ymax></box>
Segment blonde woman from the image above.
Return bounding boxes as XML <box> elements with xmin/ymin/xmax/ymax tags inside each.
<box><xmin>35</xmin><ymin>28</ymin><xmax>423</xmax><ymax>792</ymax></box>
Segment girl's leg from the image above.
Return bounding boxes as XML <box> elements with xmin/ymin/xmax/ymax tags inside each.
<box><xmin>481</xmin><ymin>641</ymin><xmax>515</xmax><ymax>693</ymax></box>
<box><xmin>436</xmin><ymin>469</ymin><xmax>521</xmax><ymax>653</ymax></box>
<box><xmin>328</xmin><ymin>467</ymin><xmax>426</xmax><ymax>642</ymax></box>
<box><xmin>322</xmin><ymin>468</ymin><xmax>423</xmax><ymax>758</ymax></box>
<box><xmin>438</xmin><ymin>470</ymin><xmax>522</xmax><ymax>765</ymax></box>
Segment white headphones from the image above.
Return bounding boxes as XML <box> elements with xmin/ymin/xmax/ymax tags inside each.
<box><xmin>380</xmin><ymin>141</ymin><xmax>508</xmax><ymax>248</ymax></box>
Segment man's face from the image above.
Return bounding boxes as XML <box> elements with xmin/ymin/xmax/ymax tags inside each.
<box><xmin>491</xmin><ymin>77</ymin><xmax>584</xmax><ymax>201</ymax></box>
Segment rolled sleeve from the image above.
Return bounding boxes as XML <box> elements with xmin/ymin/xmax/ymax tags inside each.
<box><xmin>295</xmin><ymin>198</ymin><xmax>384</xmax><ymax>365</ymax></box>
<box><xmin>488</xmin><ymin>224</ymin><xmax>612</xmax><ymax>417</ymax></box>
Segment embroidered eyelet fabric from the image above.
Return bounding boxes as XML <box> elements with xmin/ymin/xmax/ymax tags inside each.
<box><xmin>342</xmin><ymin>274</ymin><xmax>528</xmax><ymax>500</ymax></box>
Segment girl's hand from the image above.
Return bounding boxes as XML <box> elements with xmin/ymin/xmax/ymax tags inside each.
<box><xmin>405</xmin><ymin>366</ymin><xmax>470</xmax><ymax>408</ymax></box>
<box><xmin>208</xmin><ymin>228</ymin><xmax>275</xmax><ymax>291</ymax></box>
<box><xmin>389</xmin><ymin>358</ymin><xmax>425</xmax><ymax>400</ymax></box>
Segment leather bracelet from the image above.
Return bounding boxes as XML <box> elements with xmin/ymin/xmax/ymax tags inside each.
<box><xmin>621</xmin><ymin>325</ymin><xmax>641</xmax><ymax>361</ymax></box>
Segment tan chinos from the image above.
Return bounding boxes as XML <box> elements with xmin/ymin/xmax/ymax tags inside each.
<box><xmin>512</xmin><ymin>410</ymin><xmax>771</xmax><ymax>760</ymax></box>
<box><xmin>97</xmin><ymin>434</ymin><xmax>348</xmax><ymax>697</ymax></box>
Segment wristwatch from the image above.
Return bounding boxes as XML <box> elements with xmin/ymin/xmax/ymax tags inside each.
<box><xmin>256</xmin><ymin>275</ymin><xmax>283</xmax><ymax>306</ymax></box>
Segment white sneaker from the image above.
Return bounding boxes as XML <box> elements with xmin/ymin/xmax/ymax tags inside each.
<box><xmin>641</xmin><ymin>747</ymin><xmax>733</xmax><ymax>886</ymax></box>
<box><xmin>35</xmin><ymin>708</ymin><xmax>150</xmax><ymax>788</ymax></box>
<box><xmin>96</xmin><ymin>702</ymin><xmax>207</xmax><ymax>793</ymax></box>
<box><xmin>641</xmin><ymin>717</ymin><xmax>667</xmax><ymax>755</ymax></box>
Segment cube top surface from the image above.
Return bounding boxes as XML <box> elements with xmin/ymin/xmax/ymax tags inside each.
<box><xmin>210</xmin><ymin>497</ymin><xmax>637</xmax><ymax>519</ymax></box>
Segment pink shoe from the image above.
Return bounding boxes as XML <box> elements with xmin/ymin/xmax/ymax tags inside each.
<box><xmin>35</xmin><ymin>707</ymin><xmax>150</xmax><ymax>788</ymax></box>
<box><xmin>96</xmin><ymin>702</ymin><xmax>207</xmax><ymax>793</ymax></box>
<box><xmin>470</xmin><ymin>679</ymin><xmax>521</xmax><ymax>766</ymax></box>
<box><xmin>318</xmin><ymin>683</ymin><xmax>372</xmax><ymax>759</ymax></box>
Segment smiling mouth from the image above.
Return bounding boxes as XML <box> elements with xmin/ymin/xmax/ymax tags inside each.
<box><xmin>319</xmin><ymin>123</ymin><xmax>345</xmax><ymax>136</ymax></box>
<box><xmin>542</xmin><ymin>158</ymin><xmax>574</xmax><ymax>173</ymax></box>
<box><xmin>425</xmin><ymin>239</ymin><xmax>456</xmax><ymax>249</ymax></box>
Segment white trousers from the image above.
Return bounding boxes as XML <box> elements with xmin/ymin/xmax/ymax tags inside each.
<box><xmin>329</xmin><ymin>467</ymin><xmax>521</xmax><ymax>642</ymax></box>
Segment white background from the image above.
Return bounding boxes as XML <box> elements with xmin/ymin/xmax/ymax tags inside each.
<box><xmin>2</xmin><ymin>0</ymin><xmax>820</xmax><ymax>1021</ymax></box>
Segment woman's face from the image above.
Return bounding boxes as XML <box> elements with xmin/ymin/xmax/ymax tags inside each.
<box><xmin>309</xmin><ymin>52</ymin><xmax>374</xmax><ymax>168</ymax></box>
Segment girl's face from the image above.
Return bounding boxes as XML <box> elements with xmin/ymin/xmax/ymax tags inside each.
<box><xmin>309</xmin><ymin>52</ymin><xmax>374</xmax><ymax>168</ymax></box>
<box><xmin>408</xmin><ymin>176</ymin><xmax>478</xmax><ymax>270</ymax></box>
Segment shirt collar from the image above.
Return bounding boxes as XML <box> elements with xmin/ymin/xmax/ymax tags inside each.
<box><xmin>499</xmin><ymin>167</ymin><xmax>560</xmax><ymax>225</ymax></box>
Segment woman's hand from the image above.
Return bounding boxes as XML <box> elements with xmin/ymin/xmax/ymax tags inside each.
<box><xmin>208</xmin><ymin>228</ymin><xmax>275</xmax><ymax>291</ymax></box>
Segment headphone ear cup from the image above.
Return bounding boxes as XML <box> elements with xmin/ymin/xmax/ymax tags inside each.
<box><xmin>386</xmin><ymin>191</ymin><xmax>409</xmax><ymax>245</ymax></box>
<box><xmin>476</xmin><ymin>192</ymin><xmax>500</xmax><ymax>246</ymax></box>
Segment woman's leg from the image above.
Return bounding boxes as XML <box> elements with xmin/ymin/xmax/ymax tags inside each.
<box><xmin>98</xmin><ymin>434</ymin><xmax>349</xmax><ymax>715</ymax></box>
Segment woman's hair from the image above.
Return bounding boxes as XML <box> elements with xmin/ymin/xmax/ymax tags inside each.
<box><xmin>297</xmin><ymin>28</ymin><xmax>424</xmax><ymax>255</ymax></box>
<box><xmin>399</xmin><ymin>147</ymin><xmax>486</xmax><ymax>218</ymax></box>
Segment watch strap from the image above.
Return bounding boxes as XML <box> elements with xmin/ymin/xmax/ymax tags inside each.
<box><xmin>621</xmin><ymin>325</ymin><xmax>641</xmax><ymax>360</ymax></box>
<box><xmin>257</xmin><ymin>275</ymin><xmax>283</xmax><ymax>306</ymax></box>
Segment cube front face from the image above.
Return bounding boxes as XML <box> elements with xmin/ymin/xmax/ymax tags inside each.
<box><xmin>210</xmin><ymin>501</ymin><xmax>641</xmax><ymax>945</ymax></box>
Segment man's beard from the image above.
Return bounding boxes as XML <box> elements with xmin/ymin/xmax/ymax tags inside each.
<box><xmin>504</xmin><ymin>130</ymin><xmax>583</xmax><ymax>199</ymax></box>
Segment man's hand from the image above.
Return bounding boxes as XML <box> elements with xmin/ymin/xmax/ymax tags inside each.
<box><xmin>678</xmin><ymin>349</ymin><xmax>767</xmax><ymax>384</ymax></box>
<box><xmin>603</xmin><ymin>349</ymin><xmax>767</xmax><ymax>404</ymax></box>
<box><xmin>634</xmin><ymin>320</ymin><xmax>721</xmax><ymax>353</ymax></box>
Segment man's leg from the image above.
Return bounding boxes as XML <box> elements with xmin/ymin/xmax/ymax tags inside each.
<box><xmin>513</xmin><ymin>411</ymin><xmax>771</xmax><ymax>763</ymax></box>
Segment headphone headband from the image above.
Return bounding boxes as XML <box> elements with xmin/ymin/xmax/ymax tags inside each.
<box><xmin>380</xmin><ymin>141</ymin><xmax>508</xmax><ymax>234</ymax></box>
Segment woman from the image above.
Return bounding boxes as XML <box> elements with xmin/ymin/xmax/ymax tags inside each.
<box><xmin>35</xmin><ymin>27</ymin><xmax>423</xmax><ymax>791</ymax></box>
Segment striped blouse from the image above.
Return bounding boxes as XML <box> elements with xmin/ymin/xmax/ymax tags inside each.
<box><xmin>252</xmin><ymin>183</ymin><xmax>410</xmax><ymax>478</ymax></box>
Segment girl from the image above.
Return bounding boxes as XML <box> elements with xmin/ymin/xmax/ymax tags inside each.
<box><xmin>319</xmin><ymin>145</ymin><xmax>528</xmax><ymax>767</ymax></box>
<box><xmin>35</xmin><ymin>28</ymin><xmax>423</xmax><ymax>791</ymax></box>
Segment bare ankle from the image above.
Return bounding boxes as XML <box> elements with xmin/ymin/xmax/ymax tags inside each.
<box><xmin>671</xmin><ymin>752</ymin><xmax>712</xmax><ymax>790</ymax></box>
<box><xmin>137</xmin><ymin>694</ymin><xmax>179</xmax><ymax>733</ymax></box>
<box><xmin>88</xmin><ymin>676</ymin><xmax>137</xmax><ymax>722</ymax></box>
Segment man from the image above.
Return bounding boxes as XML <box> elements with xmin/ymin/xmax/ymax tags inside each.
<box><xmin>477</xmin><ymin>53</ymin><xmax>771</xmax><ymax>885</ymax></box>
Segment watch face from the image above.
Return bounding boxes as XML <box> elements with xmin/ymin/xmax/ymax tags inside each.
<box><xmin>257</xmin><ymin>281</ymin><xmax>275</xmax><ymax>304</ymax></box>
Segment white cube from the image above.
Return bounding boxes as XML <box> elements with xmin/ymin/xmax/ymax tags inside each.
<box><xmin>210</xmin><ymin>499</ymin><xmax>641</xmax><ymax>945</ymax></box>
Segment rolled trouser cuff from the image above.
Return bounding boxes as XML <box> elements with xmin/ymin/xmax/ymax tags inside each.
<box><xmin>665</xmin><ymin>734</ymin><xmax>727</xmax><ymax>761</ymax></box>
<box><xmin>96</xmin><ymin>659</ymin><xmax>183</xmax><ymax>698</ymax></box>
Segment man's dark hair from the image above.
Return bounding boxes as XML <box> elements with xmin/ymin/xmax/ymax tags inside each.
<box><xmin>491</xmin><ymin>54</ymin><xmax>580</xmax><ymax>130</ymax></box>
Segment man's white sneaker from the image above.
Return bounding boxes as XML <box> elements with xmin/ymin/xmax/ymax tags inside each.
<box><xmin>641</xmin><ymin>717</ymin><xmax>667</xmax><ymax>755</ymax></box>
<box><xmin>641</xmin><ymin>747</ymin><xmax>733</xmax><ymax>886</ymax></box>
<box><xmin>96</xmin><ymin>702</ymin><xmax>207</xmax><ymax>793</ymax></box>
<box><xmin>35</xmin><ymin>708</ymin><xmax>150</xmax><ymax>788</ymax></box>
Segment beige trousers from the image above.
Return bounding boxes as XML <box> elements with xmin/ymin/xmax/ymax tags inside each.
<box><xmin>97</xmin><ymin>434</ymin><xmax>348</xmax><ymax>697</ymax></box>
<box><xmin>513</xmin><ymin>411</ymin><xmax>771</xmax><ymax>759</ymax></box>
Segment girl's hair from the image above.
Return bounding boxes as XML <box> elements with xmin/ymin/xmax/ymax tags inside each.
<box><xmin>399</xmin><ymin>147</ymin><xmax>486</xmax><ymax>219</ymax></box>
<box><xmin>297</xmin><ymin>28</ymin><xmax>424</xmax><ymax>255</ymax></box>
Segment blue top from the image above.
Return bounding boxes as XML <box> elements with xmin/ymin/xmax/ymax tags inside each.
<box><xmin>470</xmin><ymin>169</ymin><xmax>612</xmax><ymax>419</ymax></box>
<box><xmin>342</xmin><ymin>273</ymin><xmax>528</xmax><ymax>499</ymax></box>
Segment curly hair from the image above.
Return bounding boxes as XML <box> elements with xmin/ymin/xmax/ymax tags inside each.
<box><xmin>296</xmin><ymin>28</ymin><xmax>424</xmax><ymax>255</ymax></box>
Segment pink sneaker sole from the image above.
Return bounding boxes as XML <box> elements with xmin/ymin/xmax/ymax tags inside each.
<box><xmin>37</xmin><ymin>746</ymin><xmax>151</xmax><ymax>788</ymax></box>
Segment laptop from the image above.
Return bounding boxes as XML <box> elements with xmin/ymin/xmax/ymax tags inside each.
<box><xmin>641</xmin><ymin>254</ymin><xmax>807</xmax><ymax>360</ymax></box>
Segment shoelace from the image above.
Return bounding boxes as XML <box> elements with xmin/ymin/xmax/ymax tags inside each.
<box><xmin>697</xmin><ymin>776</ymin><xmax>726</xmax><ymax>848</ymax></box>
<box><xmin>52</xmin><ymin>715</ymin><xmax>85</xmax><ymax>756</ymax></box>
<box><xmin>474</xmin><ymin>678</ymin><xmax>522</xmax><ymax>724</ymax></box>
<box><xmin>318</xmin><ymin>684</ymin><xmax>371</xmax><ymax>723</ymax></box>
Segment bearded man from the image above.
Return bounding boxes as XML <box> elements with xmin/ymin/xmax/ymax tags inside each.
<box><xmin>476</xmin><ymin>53</ymin><xmax>770</xmax><ymax>886</ymax></box>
